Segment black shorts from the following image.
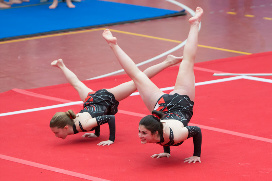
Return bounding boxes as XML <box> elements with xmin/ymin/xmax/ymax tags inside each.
<box><xmin>154</xmin><ymin>93</ymin><xmax>194</xmax><ymax>126</ymax></box>
<box><xmin>80</xmin><ymin>89</ymin><xmax>119</xmax><ymax>117</ymax></box>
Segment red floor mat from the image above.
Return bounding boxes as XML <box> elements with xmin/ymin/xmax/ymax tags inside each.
<box><xmin>1</xmin><ymin>52</ymin><xmax>272</xmax><ymax>181</ymax></box>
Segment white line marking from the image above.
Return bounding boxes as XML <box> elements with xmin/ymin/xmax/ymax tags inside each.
<box><xmin>195</xmin><ymin>76</ymin><xmax>244</xmax><ymax>85</ymax></box>
<box><xmin>131</xmin><ymin>76</ymin><xmax>243</xmax><ymax>96</ymax></box>
<box><xmin>214</xmin><ymin>73</ymin><xmax>272</xmax><ymax>76</ymax></box>
<box><xmin>0</xmin><ymin>77</ymin><xmax>242</xmax><ymax>117</ymax></box>
<box><xmin>0</xmin><ymin>101</ymin><xmax>82</xmax><ymax>117</ymax></box>
<box><xmin>241</xmin><ymin>76</ymin><xmax>272</xmax><ymax>83</ymax></box>
<box><xmin>166</xmin><ymin>0</ymin><xmax>196</xmax><ymax>15</ymax></box>
<box><xmin>0</xmin><ymin>154</ymin><xmax>110</xmax><ymax>181</ymax></box>
<box><xmin>1</xmin><ymin>75</ymin><xmax>271</xmax><ymax>118</ymax></box>
<box><xmin>191</xmin><ymin>123</ymin><xmax>272</xmax><ymax>143</ymax></box>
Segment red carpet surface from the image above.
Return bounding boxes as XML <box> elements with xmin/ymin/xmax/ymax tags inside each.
<box><xmin>0</xmin><ymin>52</ymin><xmax>272</xmax><ymax>181</ymax></box>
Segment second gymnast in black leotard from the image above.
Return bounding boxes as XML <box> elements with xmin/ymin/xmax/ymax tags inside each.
<box><xmin>50</xmin><ymin>89</ymin><xmax>118</xmax><ymax>146</ymax></box>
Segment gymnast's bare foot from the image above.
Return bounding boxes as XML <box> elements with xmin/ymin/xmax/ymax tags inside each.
<box><xmin>66</xmin><ymin>0</ymin><xmax>75</xmax><ymax>8</ymax></box>
<box><xmin>0</xmin><ymin>2</ymin><xmax>10</xmax><ymax>8</ymax></box>
<box><xmin>49</xmin><ymin>0</ymin><xmax>58</xmax><ymax>9</ymax></box>
<box><xmin>103</xmin><ymin>29</ymin><xmax>117</xmax><ymax>45</ymax></box>
<box><xmin>51</xmin><ymin>59</ymin><xmax>65</xmax><ymax>68</ymax></box>
<box><xmin>7</xmin><ymin>0</ymin><xmax>22</xmax><ymax>4</ymax></box>
<box><xmin>189</xmin><ymin>7</ymin><xmax>203</xmax><ymax>24</ymax></box>
<box><xmin>164</xmin><ymin>55</ymin><xmax>183</xmax><ymax>66</ymax></box>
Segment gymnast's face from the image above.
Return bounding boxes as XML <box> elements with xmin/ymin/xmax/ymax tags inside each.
<box><xmin>138</xmin><ymin>125</ymin><xmax>156</xmax><ymax>144</ymax></box>
<box><xmin>51</xmin><ymin>126</ymin><xmax>69</xmax><ymax>139</ymax></box>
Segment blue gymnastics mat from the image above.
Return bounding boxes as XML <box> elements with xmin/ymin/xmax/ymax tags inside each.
<box><xmin>0</xmin><ymin>0</ymin><xmax>185</xmax><ymax>40</ymax></box>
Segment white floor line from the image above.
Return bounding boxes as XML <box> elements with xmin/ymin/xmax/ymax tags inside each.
<box><xmin>0</xmin><ymin>154</ymin><xmax>109</xmax><ymax>181</ymax></box>
<box><xmin>0</xmin><ymin>101</ymin><xmax>82</xmax><ymax>117</ymax></box>
<box><xmin>131</xmin><ymin>76</ymin><xmax>243</xmax><ymax>96</ymax></box>
<box><xmin>0</xmin><ymin>77</ymin><xmax>242</xmax><ymax>117</ymax></box>
<box><xmin>214</xmin><ymin>73</ymin><xmax>272</xmax><ymax>76</ymax></box>
<box><xmin>2</xmin><ymin>75</ymin><xmax>271</xmax><ymax>117</ymax></box>
<box><xmin>191</xmin><ymin>123</ymin><xmax>272</xmax><ymax>144</ymax></box>
<box><xmin>242</xmin><ymin>75</ymin><xmax>272</xmax><ymax>83</ymax></box>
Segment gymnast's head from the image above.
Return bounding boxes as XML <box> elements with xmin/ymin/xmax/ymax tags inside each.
<box><xmin>50</xmin><ymin>110</ymin><xmax>76</xmax><ymax>139</ymax></box>
<box><xmin>138</xmin><ymin>110</ymin><xmax>165</xmax><ymax>144</ymax></box>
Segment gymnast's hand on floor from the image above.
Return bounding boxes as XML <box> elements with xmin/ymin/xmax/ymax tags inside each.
<box><xmin>82</xmin><ymin>133</ymin><xmax>98</xmax><ymax>138</ymax></box>
<box><xmin>151</xmin><ymin>153</ymin><xmax>171</xmax><ymax>158</ymax></box>
<box><xmin>97</xmin><ymin>140</ymin><xmax>114</xmax><ymax>146</ymax></box>
<box><xmin>184</xmin><ymin>156</ymin><xmax>201</xmax><ymax>163</ymax></box>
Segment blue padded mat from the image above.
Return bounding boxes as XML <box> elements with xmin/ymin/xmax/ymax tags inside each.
<box><xmin>0</xmin><ymin>0</ymin><xmax>182</xmax><ymax>40</ymax></box>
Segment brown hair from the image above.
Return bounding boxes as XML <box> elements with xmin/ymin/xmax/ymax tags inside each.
<box><xmin>50</xmin><ymin>110</ymin><xmax>76</xmax><ymax>128</ymax></box>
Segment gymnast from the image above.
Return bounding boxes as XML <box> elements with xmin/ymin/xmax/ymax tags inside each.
<box><xmin>103</xmin><ymin>7</ymin><xmax>203</xmax><ymax>162</ymax></box>
<box><xmin>50</xmin><ymin>51</ymin><xmax>183</xmax><ymax>146</ymax></box>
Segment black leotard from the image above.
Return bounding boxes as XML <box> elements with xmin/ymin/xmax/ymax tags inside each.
<box><xmin>154</xmin><ymin>93</ymin><xmax>194</xmax><ymax>127</ymax></box>
<box><xmin>77</xmin><ymin>89</ymin><xmax>119</xmax><ymax>139</ymax></box>
<box><xmin>80</xmin><ymin>89</ymin><xmax>119</xmax><ymax>117</ymax></box>
<box><xmin>155</xmin><ymin>94</ymin><xmax>202</xmax><ymax>156</ymax></box>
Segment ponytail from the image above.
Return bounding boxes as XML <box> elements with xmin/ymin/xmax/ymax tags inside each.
<box><xmin>66</xmin><ymin>110</ymin><xmax>76</xmax><ymax>120</ymax></box>
<box><xmin>50</xmin><ymin>110</ymin><xmax>76</xmax><ymax>128</ymax></box>
<box><xmin>151</xmin><ymin>110</ymin><xmax>165</xmax><ymax>121</ymax></box>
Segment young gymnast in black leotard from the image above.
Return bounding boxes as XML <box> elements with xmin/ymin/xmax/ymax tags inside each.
<box><xmin>103</xmin><ymin>7</ymin><xmax>203</xmax><ymax>162</ymax></box>
<box><xmin>49</xmin><ymin>46</ymin><xmax>183</xmax><ymax>146</ymax></box>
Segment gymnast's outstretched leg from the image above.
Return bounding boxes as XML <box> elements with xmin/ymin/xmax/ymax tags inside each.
<box><xmin>51</xmin><ymin>59</ymin><xmax>93</xmax><ymax>102</ymax></box>
<box><xmin>107</xmin><ymin>54</ymin><xmax>183</xmax><ymax>103</ymax></box>
<box><xmin>103</xmin><ymin>30</ymin><xmax>183</xmax><ymax>112</ymax></box>
<box><xmin>170</xmin><ymin>7</ymin><xmax>203</xmax><ymax>102</ymax></box>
